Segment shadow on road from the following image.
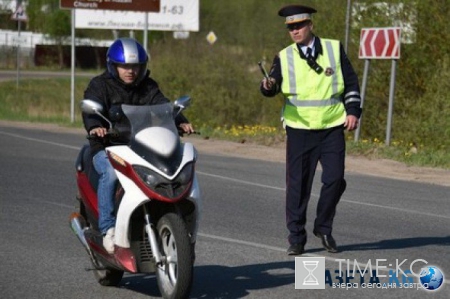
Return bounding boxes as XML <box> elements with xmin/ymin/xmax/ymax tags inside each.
<box><xmin>342</xmin><ymin>235</ymin><xmax>450</xmax><ymax>252</ymax></box>
<box><xmin>114</xmin><ymin>236</ymin><xmax>449</xmax><ymax>297</ymax></box>
<box><xmin>119</xmin><ymin>261</ymin><xmax>295</xmax><ymax>298</ymax></box>
<box><xmin>305</xmin><ymin>235</ymin><xmax>450</xmax><ymax>253</ymax></box>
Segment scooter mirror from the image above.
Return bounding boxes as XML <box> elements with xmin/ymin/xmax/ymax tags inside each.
<box><xmin>80</xmin><ymin>99</ymin><xmax>104</xmax><ymax>115</ymax></box>
<box><xmin>80</xmin><ymin>99</ymin><xmax>112</xmax><ymax>129</ymax></box>
<box><xmin>174</xmin><ymin>96</ymin><xmax>191</xmax><ymax>110</ymax></box>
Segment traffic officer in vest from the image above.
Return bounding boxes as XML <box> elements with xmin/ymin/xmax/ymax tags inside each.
<box><xmin>260</xmin><ymin>4</ymin><xmax>362</xmax><ymax>255</ymax></box>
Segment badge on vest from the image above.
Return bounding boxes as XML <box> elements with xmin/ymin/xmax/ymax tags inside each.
<box><xmin>325</xmin><ymin>67</ymin><xmax>334</xmax><ymax>76</ymax></box>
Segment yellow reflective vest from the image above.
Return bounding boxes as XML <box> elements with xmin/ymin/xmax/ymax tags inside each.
<box><xmin>279</xmin><ymin>39</ymin><xmax>346</xmax><ymax>129</ymax></box>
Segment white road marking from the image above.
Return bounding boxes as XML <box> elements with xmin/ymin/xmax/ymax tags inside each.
<box><xmin>197</xmin><ymin>171</ymin><xmax>450</xmax><ymax>220</ymax></box>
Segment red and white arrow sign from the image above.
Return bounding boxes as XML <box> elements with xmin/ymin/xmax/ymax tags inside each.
<box><xmin>359</xmin><ymin>27</ymin><xmax>401</xmax><ymax>59</ymax></box>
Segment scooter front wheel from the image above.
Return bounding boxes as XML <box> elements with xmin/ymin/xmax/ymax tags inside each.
<box><xmin>156</xmin><ymin>213</ymin><xmax>194</xmax><ymax>299</ymax></box>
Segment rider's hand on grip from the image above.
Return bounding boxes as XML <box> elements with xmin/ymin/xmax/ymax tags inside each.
<box><xmin>178</xmin><ymin>123</ymin><xmax>196</xmax><ymax>136</ymax></box>
<box><xmin>86</xmin><ymin>127</ymin><xmax>120</xmax><ymax>140</ymax></box>
<box><xmin>87</xmin><ymin>127</ymin><xmax>107</xmax><ymax>140</ymax></box>
<box><xmin>178</xmin><ymin>130</ymin><xmax>200</xmax><ymax>137</ymax></box>
<box><xmin>107</xmin><ymin>128</ymin><xmax>120</xmax><ymax>138</ymax></box>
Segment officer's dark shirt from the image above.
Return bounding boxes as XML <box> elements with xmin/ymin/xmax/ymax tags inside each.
<box><xmin>82</xmin><ymin>70</ymin><xmax>188</xmax><ymax>156</ymax></box>
<box><xmin>260</xmin><ymin>36</ymin><xmax>362</xmax><ymax>118</ymax></box>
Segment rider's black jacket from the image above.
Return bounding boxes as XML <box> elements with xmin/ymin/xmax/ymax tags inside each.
<box><xmin>82</xmin><ymin>70</ymin><xmax>189</xmax><ymax>157</ymax></box>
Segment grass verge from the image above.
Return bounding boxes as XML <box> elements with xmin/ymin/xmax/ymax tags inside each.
<box><xmin>0</xmin><ymin>74</ymin><xmax>448</xmax><ymax>170</ymax></box>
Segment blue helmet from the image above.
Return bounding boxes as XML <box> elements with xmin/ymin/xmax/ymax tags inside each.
<box><xmin>106</xmin><ymin>37</ymin><xmax>149</xmax><ymax>84</ymax></box>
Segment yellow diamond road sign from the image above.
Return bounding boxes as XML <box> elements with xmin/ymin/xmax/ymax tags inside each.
<box><xmin>206</xmin><ymin>31</ymin><xmax>217</xmax><ymax>45</ymax></box>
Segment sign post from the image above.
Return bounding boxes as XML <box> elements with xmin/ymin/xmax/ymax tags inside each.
<box><xmin>11</xmin><ymin>0</ymin><xmax>28</xmax><ymax>89</ymax></box>
<box><xmin>355</xmin><ymin>27</ymin><xmax>401</xmax><ymax>146</ymax></box>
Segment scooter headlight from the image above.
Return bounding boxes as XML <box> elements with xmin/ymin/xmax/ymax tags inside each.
<box><xmin>176</xmin><ymin>162</ymin><xmax>194</xmax><ymax>185</ymax></box>
<box><xmin>133</xmin><ymin>163</ymin><xmax>194</xmax><ymax>199</ymax></box>
<box><xmin>134</xmin><ymin>166</ymin><xmax>169</xmax><ymax>189</ymax></box>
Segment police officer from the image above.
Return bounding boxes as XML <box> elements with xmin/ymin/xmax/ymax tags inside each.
<box><xmin>260</xmin><ymin>5</ymin><xmax>362</xmax><ymax>255</ymax></box>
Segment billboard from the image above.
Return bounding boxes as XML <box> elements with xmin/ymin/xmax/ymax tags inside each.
<box><xmin>74</xmin><ymin>0</ymin><xmax>199</xmax><ymax>32</ymax></box>
<box><xmin>61</xmin><ymin>0</ymin><xmax>160</xmax><ymax>12</ymax></box>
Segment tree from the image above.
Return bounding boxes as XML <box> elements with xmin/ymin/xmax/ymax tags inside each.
<box><xmin>26</xmin><ymin>0</ymin><xmax>71</xmax><ymax>68</ymax></box>
<box><xmin>43</xmin><ymin>9</ymin><xmax>70</xmax><ymax>68</ymax></box>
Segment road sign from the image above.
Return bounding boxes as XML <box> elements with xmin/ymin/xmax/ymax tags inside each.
<box><xmin>356</xmin><ymin>27</ymin><xmax>402</xmax><ymax>146</ymax></box>
<box><xmin>206</xmin><ymin>31</ymin><xmax>217</xmax><ymax>45</ymax></box>
<box><xmin>11</xmin><ymin>4</ymin><xmax>28</xmax><ymax>22</ymax></box>
<box><xmin>359</xmin><ymin>27</ymin><xmax>401</xmax><ymax>59</ymax></box>
<box><xmin>60</xmin><ymin>0</ymin><xmax>160</xmax><ymax>12</ymax></box>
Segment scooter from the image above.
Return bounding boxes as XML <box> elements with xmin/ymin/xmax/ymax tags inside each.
<box><xmin>70</xmin><ymin>96</ymin><xmax>201</xmax><ymax>299</ymax></box>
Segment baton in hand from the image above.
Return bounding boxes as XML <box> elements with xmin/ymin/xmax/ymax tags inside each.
<box><xmin>258</xmin><ymin>61</ymin><xmax>270</xmax><ymax>80</ymax></box>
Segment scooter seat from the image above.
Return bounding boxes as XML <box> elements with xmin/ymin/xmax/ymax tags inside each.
<box><xmin>75</xmin><ymin>144</ymin><xmax>89</xmax><ymax>172</ymax></box>
<box><xmin>75</xmin><ymin>144</ymin><xmax>100</xmax><ymax>192</ymax></box>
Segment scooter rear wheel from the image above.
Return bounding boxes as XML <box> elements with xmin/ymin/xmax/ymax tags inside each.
<box><xmin>156</xmin><ymin>213</ymin><xmax>194</xmax><ymax>299</ymax></box>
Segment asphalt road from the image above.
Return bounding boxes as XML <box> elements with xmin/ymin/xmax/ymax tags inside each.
<box><xmin>1</xmin><ymin>124</ymin><xmax>449</xmax><ymax>299</ymax></box>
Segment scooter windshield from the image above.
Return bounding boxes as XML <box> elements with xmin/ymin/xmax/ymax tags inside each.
<box><xmin>121</xmin><ymin>103</ymin><xmax>182</xmax><ymax>174</ymax></box>
<box><xmin>122</xmin><ymin>103</ymin><xmax>178</xmax><ymax>136</ymax></box>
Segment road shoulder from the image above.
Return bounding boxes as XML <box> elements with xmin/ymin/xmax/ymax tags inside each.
<box><xmin>1</xmin><ymin>120</ymin><xmax>449</xmax><ymax>187</ymax></box>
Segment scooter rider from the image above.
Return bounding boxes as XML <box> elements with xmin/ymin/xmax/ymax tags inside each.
<box><xmin>82</xmin><ymin>37</ymin><xmax>194</xmax><ymax>254</ymax></box>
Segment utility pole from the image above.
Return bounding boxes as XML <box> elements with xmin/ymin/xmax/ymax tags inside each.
<box><xmin>344</xmin><ymin>0</ymin><xmax>351</xmax><ymax>53</ymax></box>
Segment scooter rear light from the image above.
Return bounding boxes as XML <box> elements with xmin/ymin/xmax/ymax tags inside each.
<box><xmin>115</xmin><ymin>247</ymin><xmax>138</xmax><ymax>273</ymax></box>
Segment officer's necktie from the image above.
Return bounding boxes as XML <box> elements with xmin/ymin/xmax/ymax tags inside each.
<box><xmin>306</xmin><ymin>47</ymin><xmax>312</xmax><ymax>59</ymax></box>
<box><xmin>305</xmin><ymin>47</ymin><xmax>323</xmax><ymax>74</ymax></box>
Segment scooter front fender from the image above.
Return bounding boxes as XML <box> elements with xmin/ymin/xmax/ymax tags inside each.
<box><xmin>114</xmin><ymin>171</ymin><xmax>149</xmax><ymax>248</ymax></box>
<box><xmin>186</xmin><ymin>173</ymin><xmax>202</xmax><ymax>243</ymax></box>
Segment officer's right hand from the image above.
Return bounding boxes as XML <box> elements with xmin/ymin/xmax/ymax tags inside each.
<box><xmin>89</xmin><ymin>127</ymin><xmax>108</xmax><ymax>138</ymax></box>
<box><xmin>262</xmin><ymin>77</ymin><xmax>276</xmax><ymax>90</ymax></box>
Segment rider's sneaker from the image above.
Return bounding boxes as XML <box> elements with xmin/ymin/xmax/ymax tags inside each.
<box><xmin>103</xmin><ymin>227</ymin><xmax>115</xmax><ymax>254</ymax></box>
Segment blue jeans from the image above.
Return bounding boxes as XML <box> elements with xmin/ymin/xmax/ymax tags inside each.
<box><xmin>93</xmin><ymin>151</ymin><xmax>118</xmax><ymax>235</ymax></box>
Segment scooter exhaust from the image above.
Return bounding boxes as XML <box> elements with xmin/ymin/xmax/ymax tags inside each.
<box><xmin>70</xmin><ymin>213</ymin><xmax>102</xmax><ymax>269</ymax></box>
<box><xmin>69</xmin><ymin>212</ymin><xmax>90</xmax><ymax>249</ymax></box>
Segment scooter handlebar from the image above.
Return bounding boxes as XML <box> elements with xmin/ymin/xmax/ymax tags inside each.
<box><xmin>86</xmin><ymin>128</ymin><xmax>120</xmax><ymax>140</ymax></box>
<box><xmin>178</xmin><ymin>128</ymin><xmax>201</xmax><ymax>137</ymax></box>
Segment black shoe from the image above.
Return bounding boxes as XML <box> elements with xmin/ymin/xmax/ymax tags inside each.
<box><xmin>314</xmin><ymin>231</ymin><xmax>338</xmax><ymax>253</ymax></box>
<box><xmin>287</xmin><ymin>243</ymin><xmax>304</xmax><ymax>255</ymax></box>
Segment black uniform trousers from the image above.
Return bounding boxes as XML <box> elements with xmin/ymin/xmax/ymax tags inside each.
<box><xmin>285</xmin><ymin>125</ymin><xmax>347</xmax><ymax>246</ymax></box>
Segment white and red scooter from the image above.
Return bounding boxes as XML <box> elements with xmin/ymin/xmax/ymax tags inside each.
<box><xmin>70</xmin><ymin>96</ymin><xmax>201</xmax><ymax>299</ymax></box>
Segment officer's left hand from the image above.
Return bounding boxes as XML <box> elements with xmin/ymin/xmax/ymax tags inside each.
<box><xmin>262</xmin><ymin>77</ymin><xmax>276</xmax><ymax>90</ymax></box>
<box><xmin>179</xmin><ymin>123</ymin><xmax>195</xmax><ymax>134</ymax></box>
<box><xmin>344</xmin><ymin>115</ymin><xmax>359</xmax><ymax>131</ymax></box>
